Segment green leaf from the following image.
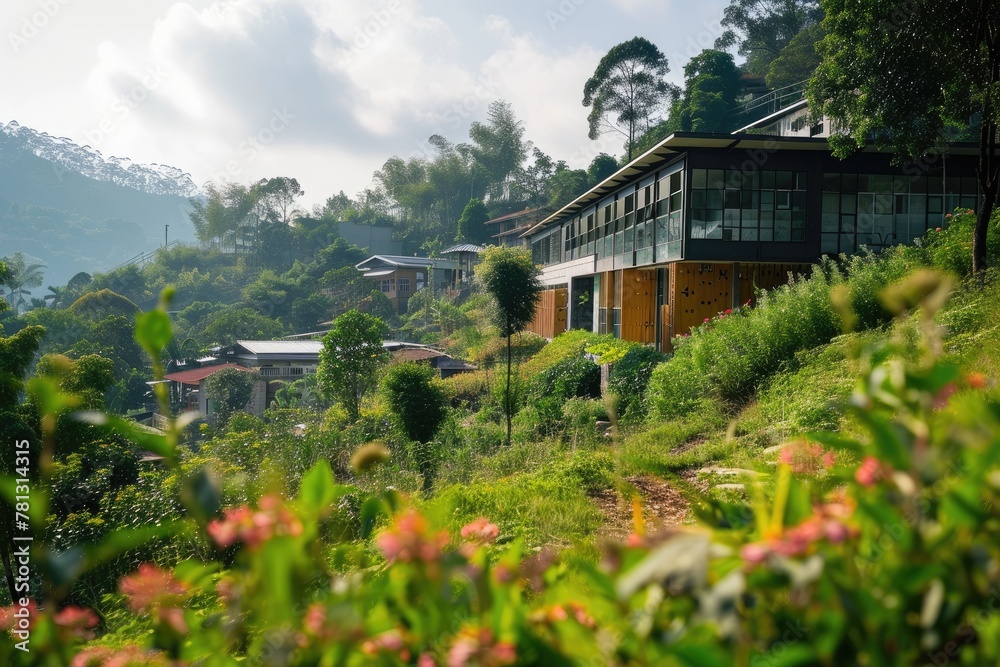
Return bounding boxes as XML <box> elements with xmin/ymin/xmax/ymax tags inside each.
<box><xmin>180</xmin><ymin>469</ymin><xmax>222</xmax><ymax>525</ymax></box>
<box><xmin>360</xmin><ymin>496</ymin><xmax>385</xmax><ymax>540</ymax></box>
<box><xmin>298</xmin><ymin>460</ymin><xmax>337</xmax><ymax>514</ymax></box>
<box><xmin>135</xmin><ymin>308</ymin><xmax>173</xmax><ymax>363</ymax></box>
<box><xmin>74</xmin><ymin>411</ymin><xmax>176</xmax><ymax>460</ymax></box>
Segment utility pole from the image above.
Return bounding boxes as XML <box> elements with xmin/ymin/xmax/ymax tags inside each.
<box><xmin>165</xmin><ymin>224</ymin><xmax>169</xmax><ymax>247</ymax></box>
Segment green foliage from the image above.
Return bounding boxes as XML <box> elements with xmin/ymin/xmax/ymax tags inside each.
<box><xmin>716</xmin><ymin>0</ymin><xmax>823</xmax><ymax>77</ymax></box>
<box><xmin>203</xmin><ymin>367</ymin><xmax>258</xmax><ymax>430</ymax></box>
<box><xmin>521</xmin><ymin>329</ymin><xmax>602</xmax><ymax>378</ymax></box>
<box><xmin>765</xmin><ymin>22</ymin><xmax>825</xmax><ymax>89</ymax></box>
<box><xmin>476</xmin><ymin>246</ymin><xmax>541</xmax><ymax>339</ymax></box>
<box><xmin>200</xmin><ymin>307</ymin><xmax>284</xmax><ymax>346</ymax></box>
<box><xmin>607</xmin><ymin>345</ymin><xmax>666</xmax><ymax>422</ymax></box>
<box><xmin>439</xmin><ymin>369</ymin><xmax>491</xmax><ymax>411</ymax></box>
<box><xmin>381</xmin><ymin>362</ymin><xmax>448</xmax><ymax>491</ymax></box>
<box><xmin>68</xmin><ymin>288</ymin><xmax>140</xmax><ymax>322</ymax></box>
<box><xmin>529</xmin><ymin>355</ymin><xmax>600</xmax><ymax>402</ymax></box>
<box><xmin>925</xmin><ymin>209</ymin><xmax>1000</xmax><ymax>279</ymax></box>
<box><xmin>455</xmin><ymin>198</ymin><xmax>489</xmax><ymax>244</ymax></box>
<box><xmin>317</xmin><ymin>309</ymin><xmax>390</xmax><ymax>421</ymax></box>
<box><xmin>0</xmin><ymin>251</ymin><xmax>45</xmax><ymax>314</ymax></box>
<box><xmin>667</xmin><ymin>49</ymin><xmax>742</xmax><ymax>134</ymax></box>
<box><xmin>469</xmin><ymin>332</ymin><xmax>546</xmax><ymax>370</ymax></box>
<box><xmin>583</xmin><ymin>36</ymin><xmax>678</xmax><ymax>160</ymax></box>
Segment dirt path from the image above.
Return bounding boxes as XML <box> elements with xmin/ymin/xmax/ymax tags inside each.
<box><xmin>593</xmin><ymin>475</ymin><xmax>690</xmax><ymax>542</ymax></box>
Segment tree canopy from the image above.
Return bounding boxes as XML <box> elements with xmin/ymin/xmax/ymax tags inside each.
<box><xmin>716</xmin><ymin>0</ymin><xmax>824</xmax><ymax>77</ymax></box>
<box><xmin>583</xmin><ymin>37</ymin><xmax>678</xmax><ymax>161</ymax></box>
<box><xmin>317</xmin><ymin>309</ymin><xmax>390</xmax><ymax>421</ymax></box>
<box><xmin>809</xmin><ymin>0</ymin><xmax>1000</xmax><ymax>273</ymax></box>
<box><xmin>668</xmin><ymin>50</ymin><xmax>742</xmax><ymax>134</ymax></box>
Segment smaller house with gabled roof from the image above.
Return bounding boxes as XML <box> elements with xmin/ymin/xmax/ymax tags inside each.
<box><xmin>163</xmin><ymin>363</ymin><xmax>263</xmax><ymax>420</ymax></box>
<box><xmin>355</xmin><ymin>255</ymin><xmax>458</xmax><ymax>312</ymax></box>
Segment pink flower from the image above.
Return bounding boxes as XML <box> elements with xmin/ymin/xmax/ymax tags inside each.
<box><xmin>72</xmin><ymin>645</ymin><xmax>170</xmax><ymax>667</ymax></box>
<box><xmin>119</xmin><ymin>564</ymin><xmax>187</xmax><ymax>614</ymax></box>
<box><xmin>779</xmin><ymin>440</ymin><xmax>835</xmax><ymax>475</ymax></box>
<box><xmin>460</xmin><ymin>517</ymin><xmax>499</xmax><ymax>545</ymax></box>
<box><xmin>447</xmin><ymin>627</ymin><xmax>516</xmax><ymax>667</ymax></box>
<box><xmin>362</xmin><ymin>629</ymin><xmax>410</xmax><ymax>661</ymax></box>
<box><xmin>725</xmin><ymin>308</ymin><xmax>733</xmax><ymax>314</ymax></box>
<box><xmin>741</xmin><ymin>543</ymin><xmax>770</xmax><ymax>564</ymax></box>
<box><xmin>376</xmin><ymin>509</ymin><xmax>450</xmax><ymax>564</ymax></box>
<box><xmin>207</xmin><ymin>495</ymin><xmax>303</xmax><ymax>549</ymax></box>
<box><xmin>855</xmin><ymin>456</ymin><xmax>885</xmax><ymax>487</ymax></box>
<box><xmin>703</xmin><ymin>318</ymin><xmax>711</xmax><ymax>323</ymax></box>
<box><xmin>54</xmin><ymin>606</ymin><xmax>99</xmax><ymax>639</ymax></box>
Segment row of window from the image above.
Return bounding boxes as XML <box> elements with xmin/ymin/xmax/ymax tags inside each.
<box><xmin>690</xmin><ymin>168</ymin><xmax>808</xmax><ymax>242</ymax></box>
<box><xmin>379</xmin><ymin>277</ymin><xmax>410</xmax><ymax>294</ymax></box>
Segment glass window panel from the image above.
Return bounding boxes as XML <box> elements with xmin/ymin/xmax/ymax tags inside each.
<box><xmin>625</xmin><ymin>194</ymin><xmax>635</xmax><ymax>213</ymax></box>
<box><xmin>691</xmin><ymin>218</ymin><xmax>706</xmax><ymax>240</ymax></box>
<box><xmin>669</xmin><ymin>211</ymin><xmax>682</xmax><ymax>241</ymax></box>
<box><xmin>961</xmin><ymin>196</ymin><xmax>977</xmax><ymax>210</ymax></box>
<box><xmin>725</xmin><ymin>208</ymin><xmax>740</xmax><ymax>225</ymax></box>
<box><xmin>692</xmin><ymin>190</ymin><xmax>707</xmax><ymax>208</ymax></box>
<box><xmin>910</xmin><ymin>196</ymin><xmax>926</xmax><ymax>214</ymax></box>
<box><xmin>792</xmin><ymin>212</ymin><xmax>806</xmax><ymax>229</ymax></box>
<box><xmin>823</xmin><ymin>173</ymin><xmax>840</xmax><ymax>191</ymax></box>
<box><xmin>760</xmin><ymin>229</ymin><xmax>773</xmax><ymax>242</ymax></box>
<box><xmin>927</xmin><ymin>175</ymin><xmax>944</xmax><ymax>194</ymax></box>
<box><xmin>873</xmin><ymin>175</ymin><xmax>892</xmax><ymax>193</ymax></box>
<box><xmin>840</xmin><ymin>235</ymin><xmax>855</xmax><ymax>253</ymax></box>
<box><xmin>742</xmin><ymin>211</ymin><xmax>759</xmax><ymax>227</ymax></box>
<box><xmin>670</xmin><ymin>192</ymin><xmax>683</xmax><ymax>212</ymax></box>
<box><xmin>726</xmin><ymin>189</ymin><xmax>741</xmax><ymax>208</ymax></box>
<box><xmin>858</xmin><ymin>174</ymin><xmax>874</xmax><ymax>193</ymax></box>
<box><xmin>776</xmin><ymin>171</ymin><xmax>794</xmax><ymax>189</ymax></box>
<box><xmin>706</xmin><ymin>212</ymin><xmax>723</xmax><ymax>239</ymax></box>
<box><xmin>911</xmin><ymin>176</ymin><xmax>928</xmax><ymax>193</ymax></box>
<box><xmin>761</xmin><ymin>191</ymin><xmax>775</xmax><ymax>210</ymax></box>
<box><xmin>656</xmin><ymin>216</ymin><xmax>668</xmax><ymax>244</ymax></box>
<box><xmin>744</xmin><ymin>170</ymin><xmax>759</xmax><ymax>190</ymax></box>
<box><xmin>894</xmin><ymin>176</ymin><xmax>909</xmax><ymax>194</ymax></box>
<box><xmin>791</xmin><ymin>228</ymin><xmax>804</xmax><ymax>241</ymax></box>
<box><xmin>656</xmin><ymin>199</ymin><xmax>668</xmax><ymax>217</ymax></box>
<box><xmin>760</xmin><ymin>212</ymin><xmax>774</xmax><ymax>228</ymax></box>
<box><xmin>842</xmin><ymin>174</ymin><xmax>858</xmax><ymax>193</ymax></box>
<box><xmin>792</xmin><ymin>191</ymin><xmax>807</xmax><ymax>211</ymax></box>
<box><xmin>726</xmin><ymin>169</ymin><xmax>744</xmax><ymax>189</ymax></box>
<box><xmin>724</xmin><ymin>228</ymin><xmax>740</xmax><ymax>241</ymax></box>
<box><xmin>761</xmin><ymin>171</ymin><xmax>776</xmax><ymax>189</ymax></box>
<box><xmin>743</xmin><ymin>228</ymin><xmax>758</xmax><ymax>241</ymax></box>
<box><xmin>946</xmin><ymin>176</ymin><xmax>961</xmax><ymax>194</ymax></box>
<box><xmin>962</xmin><ymin>177</ymin><xmax>977</xmax><ymax>194</ymax></box>
<box><xmin>796</xmin><ymin>172</ymin><xmax>808</xmax><ymax>190</ymax></box>
<box><xmin>875</xmin><ymin>193</ymin><xmax>893</xmax><ymax>215</ymax></box>
<box><xmin>743</xmin><ymin>190</ymin><xmax>759</xmax><ymax>210</ymax></box>
<box><xmin>841</xmin><ymin>194</ymin><xmax>857</xmax><ymax>215</ymax></box>
<box><xmin>707</xmin><ymin>169</ymin><xmax>726</xmax><ymax>189</ymax></box>
<box><xmin>670</xmin><ymin>172</ymin><xmax>682</xmax><ymax>194</ymax></box>
<box><xmin>928</xmin><ymin>195</ymin><xmax>943</xmax><ymax>214</ymax></box>
<box><xmin>840</xmin><ymin>215</ymin><xmax>856</xmax><ymax>233</ymax></box>
<box><xmin>857</xmin><ymin>213</ymin><xmax>873</xmax><ymax>233</ymax></box>
<box><xmin>895</xmin><ymin>195</ymin><xmax>909</xmax><ymax>214</ymax></box>
<box><xmin>823</xmin><ymin>193</ymin><xmax>840</xmax><ymax>213</ymax></box>
<box><xmin>821</xmin><ymin>234</ymin><xmax>839</xmax><ymax>254</ymax></box>
<box><xmin>776</xmin><ymin>191</ymin><xmax>792</xmax><ymax>210</ymax></box>
<box><xmin>707</xmin><ymin>190</ymin><xmax>724</xmax><ymax>209</ymax></box>
<box><xmin>774</xmin><ymin>222</ymin><xmax>791</xmax><ymax>241</ymax></box>
<box><xmin>692</xmin><ymin>168</ymin><xmax>707</xmax><ymax>189</ymax></box>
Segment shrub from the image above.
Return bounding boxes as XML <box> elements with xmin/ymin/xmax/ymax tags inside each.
<box><xmin>607</xmin><ymin>346</ymin><xmax>665</xmax><ymax>421</ymax></box>
<box><xmin>469</xmin><ymin>332</ymin><xmax>547</xmax><ymax>369</ymax></box>
<box><xmin>439</xmin><ymin>370</ymin><xmax>491</xmax><ymax>411</ymax></box>
<box><xmin>520</xmin><ymin>329</ymin><xmax>602</xmax><ymax>378</ymax></box>
<box><xmin>529</xmin><ymin>355</ymin><xmax>600</xmax><ymax>401</ymax></box>
<box><xmin>562</xmin><ymin>397</ymin><xmax>610</xmax><ymax>447</ymax></box>
<box><xmin>203</xmin><ymin>367</ymin><xmax>259</xmax><ymax>429</ymax></box>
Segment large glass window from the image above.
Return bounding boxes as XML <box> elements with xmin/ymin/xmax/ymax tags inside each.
<box><xmin>820</xmin><ymin>172</ymin><xmax>979</xmax><ymax>255</ymax></box>
<box><xmin>655</xmin><ymin>167</ymin><xmax>685</xmax><ymax>261</ymax></box>
<box><xmin>690</xmin><ymin>168</ymin><xmax>807</xmax><ymax>243</ymax></box>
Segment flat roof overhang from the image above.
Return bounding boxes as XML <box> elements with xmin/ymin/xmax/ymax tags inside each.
<box><xmin>522</xmin><ymin>132</ymin><xmax>980</xmax><ymax>238</ymax></box>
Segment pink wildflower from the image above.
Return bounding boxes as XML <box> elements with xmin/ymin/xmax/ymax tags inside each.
<box><xmin>119</xmin><ymin>564</ymin><xmax>187</xmax><ymax>614</ymax></box>
<box><xmin>779</xmin><ymin>440</ymin><xmax>835</xmax><ymax>475</ymax></box>
<box><xmin>376</xmin><ymin>509</ymin><xmax>450</xmax><ymax>564</ymax></box>
<box><xmin>740</xmin><ymin>543</ymin><xmax>770</xmax><ymax>564</ymax></box>
<box><xmin>460</xmin><ymin>517</ymin><xmax>499</xmax><ymax>545</ymax></box>
<box><xmin>207</xmin><ymin>494</ymin><xmax>303</xmax><ymax>549</ymax></box>
<box><xmin>855</xmin><ymin>456</ymin><xmax>886</xmax><ymax>487</ymax></box>
<box><xmin>54</xmin><ymin>606</ymin><xmax>99</xmax><ymax>640</ymax></box>
<box><xmin>447</xmin><ymin>627</ymin><xmax>516</xmax><ymax>667</ymax></box>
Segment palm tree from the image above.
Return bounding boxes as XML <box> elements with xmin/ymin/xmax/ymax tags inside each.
<box><xmin>0</xmin><ymin>252</ymin><xmax>45</xmax><ymax>314</ymax></box>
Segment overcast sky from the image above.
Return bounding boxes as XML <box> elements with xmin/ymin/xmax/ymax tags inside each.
<box><xmin>2</xmin><ymin>0</ymin><xmax>729</xmax><ymax>208</ymax></box>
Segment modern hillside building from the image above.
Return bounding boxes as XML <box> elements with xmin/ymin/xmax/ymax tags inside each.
<box><xmin>355</xmin><ymin>255</ymin><xmax>459</xmax><ymax>312</ymax></box>
<box><xmin>522</xmin><ymin>119</ymin><xmax>979</xmax><ymax>350</ymax></box>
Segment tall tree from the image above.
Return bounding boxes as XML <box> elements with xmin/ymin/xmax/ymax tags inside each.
<box><xmin>317</xmin><ymin>309</ymin><xmax>390</xmax><ymax>421</ymax></box>
<box><xmin>0</xmin><ymin>252</ymin><xmax>45</xmax><ymax>315</ymax></box>
<box><xmin>715</xmin><ymin>0</ymin><xmax>824</xmax><ymax>77</ymax></box>
<box><xmin>669</xmin><ymin>50</ymin><xmax>743</xmax><ymax>134</ymax></box>
<box><xmin>476</xmin><ymin>246</ymin><xmax>541</xmax><ymax>447</ymax></box>
<box><xmin>583</xmin><ymin>37</ymin><xmax>678</xmax><ymax>161</ymax></box>
<box><xmin>455</xmin><ymin>198</ymin><xmax>490</xmax><ymax>244</ymax></box>
<box><xmin>765</xmin><ymin>22</ymin><xmax>826</xmax><ymax>90</ymax></box>
<box><xmin>469</xmin><ymin>100</ymin><xmax>531</xmax><ymax>203</ymax></box>
<box><xmin>204</xmin><ymin>367</ymin><xmax>259</xmax><ymax>429</ymax></box>
<box><xmin>587</xmin><ymin>153</ymin><xmax>619</xmax><ymax>185</ymax></box>
<box><xmin>809</xmin><ymin>0</ymin><xmax>1000</xmax><ymax>274</ymax></box>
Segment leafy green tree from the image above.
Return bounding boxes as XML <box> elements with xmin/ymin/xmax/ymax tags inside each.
<box><xmin>317</xmin><ymin>310</ymin><xmax>390</xmax><ymax>421</ymax></box>
<box><xmin>201</xmin><ymin>308</ymin><xmax>284</xmax><ymax>347</ymax></box>
<box><xmin>381</xmin><ymin>362</ymin><xmax>448</xmax><ymax>491</ymax></box>
<box><xmin>766</xmin><ymin>22</ymin><xmax>826</xmax><ymax>90</ymax></box>
<box><xmin>587</xmin><ymin>153</ymin><xmax>619</xmax><ymax>185</ymax></box>
<box><xmin>0</xmin><ymin>252</ymin><xmax>45</xmax><ymax>314</ymax></box>
<box><xmin>809</xmin><ymin>0</ymin><xmax>1000</xmax><ymax>273</ymax></box>
<box><xmin>455</xmin><ymin>198</ymin><xmax>489</xmax><ymax>244</ymax></box>
<box><xmin>583</xmin><ymin>37</ymin><xmax>678</xmax><ymax>161</ymax></box>
<box><xmin>716</xmin><ymin>0</ymin><xmax>824</xmax><ymax>77</ymax></box>
<box><xmin>668</xmin><ymin>50</ymin><xmax>742</xmax><ymax>134</ymax></box>
<box><xmin>476</xmin><ymin>246</ymin><xmax>541</xmax><ymax>447</ymax></box>
<box><xmin>469</xmin><ymin>100</ymin><xmax>530</xmax><ymax>202</ymax></box>
<box><xmin>547</xmin><ymin>165</ymin><xmax>591</xmax><ymax>210</ymax></box>
<box><xmin>69</xmin><ymin>289</ymin><xmax>141</xmax><ymax>322</ymax></box>
<box><xmin>203</xmin><ymin>367</ymin><xmax>258</xmax><ymax>429</ymax></box>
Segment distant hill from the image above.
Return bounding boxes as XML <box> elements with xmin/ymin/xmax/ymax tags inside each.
<box><xmin>0</xmin><ymin>121</ymin><xmax>200</xmax><ymax>291</ymax></box>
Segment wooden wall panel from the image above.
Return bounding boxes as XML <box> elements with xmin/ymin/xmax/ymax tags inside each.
<box><xmin>670</xmin><ymin>262</ymin><xmax>734</xmax><ymax>337</ymax></box>
<box><xmin>620</xmin><ymin>269</ymin><xmax>657</xmax><ymax>344</ymax></box>
<box><xmin>527</xmin><ymin>288</ymin><xmax>568</xmax><ymax>339</ymax></box>
<box><xmin>736</xmin><ymin>263</ymin><xmax>814</xmax><ymax>306</ymax></box>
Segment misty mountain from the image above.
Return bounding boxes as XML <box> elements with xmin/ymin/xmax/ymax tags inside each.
<box><xmin>0</xmin><ymin>121</ymin><xmax>199</xmax><ymax>292</ymax></box>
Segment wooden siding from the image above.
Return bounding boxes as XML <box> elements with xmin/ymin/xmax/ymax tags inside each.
<box><xmin>736</xmin><ymin>262</ymin><xmax>813</xmax><ymax>307</ymax></box>
<box><xmin>527</xmin><ymin>288</ymin><xmax>568</xmax><ymax>339</ymax></box>
<box><xmin>620</xmin><ymin>269</ymin><xmax>657</xmax><ymax>344</ymax></box>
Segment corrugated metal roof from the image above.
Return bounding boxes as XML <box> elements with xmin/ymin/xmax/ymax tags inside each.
<box><xmin>356</xmin><ymin>255</ymin><xmax>458</xmax><ymax>270</ymax></box>
<box><xmin>164</xmin><ymin>363</ymin><xmax>252</xmax><ymax>385</ymax></box>
<box><xmin>441</xmin><ymin>243</ymin><xmax>485</xmax><ymax>254</ymax></box>
<box><xmin>236</xmin><ymin>340</ymin><xmax>324</xmax><ymax>355</ymax></box>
